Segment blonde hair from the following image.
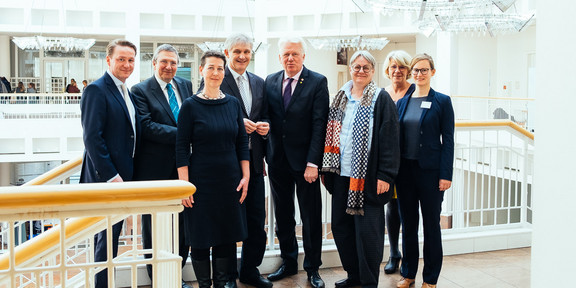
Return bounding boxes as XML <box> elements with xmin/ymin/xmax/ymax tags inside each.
<box><xmin>383</xmin><ymin>50</ymin><xmax>412</xmax><ymax>80</ymax></box>
<box><xmin>410</xmin><ymin>53</ymin><xmax>435</xmax><ymax>71</ymax></box>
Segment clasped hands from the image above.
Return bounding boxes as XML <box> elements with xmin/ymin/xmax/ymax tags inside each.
<box><xmin>244</xmin><ymin>118</ymin><xmax>269</xmax><ymax>136</ymax></box>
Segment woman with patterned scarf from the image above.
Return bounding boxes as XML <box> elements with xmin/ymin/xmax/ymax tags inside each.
<box><xmin>320</xmin><ymin>50</ymin><xmax>401</xmax><ymax>288</ymax></box>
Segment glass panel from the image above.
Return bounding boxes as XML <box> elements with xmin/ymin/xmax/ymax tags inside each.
<box><xmin>140</xmin><ymin>43</ymin><xmax>154</xmax><ymax>81</ymax></box>
<box><xmin>67</xmin><ymin>60</ymin><xmax>85</xmax><ymax>88</ymax></box>
<box><xmin>18</xmin><ymin>49</ymin><xmax>40</xmax><ymax>77</ymax></box>
<box><xmin>44</xmin><ymin>62</ymin><xmax>64</xmax><ymax>93</ymax></box>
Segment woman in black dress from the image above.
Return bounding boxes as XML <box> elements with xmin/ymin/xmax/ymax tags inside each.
<box><xmin>176</xmin><ymin>51</ymin><xmax>249</xmax><ymax>288</ymax></box>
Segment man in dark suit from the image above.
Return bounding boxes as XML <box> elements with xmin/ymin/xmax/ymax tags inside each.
<box><xmin>198</xmin><ymin>33</ymin><xmax>271</xmax><ymax>288</ymax></box>
<box><xmin>131</xmin><ymin>44</ymin><xmax>194</xmax><ymax>288</ymax></box>
<box><xmin>79</xmin><ymin>39</ymin><xmax>140</xmax><ymax>288</ymax></box>
<box><xmin>264</xmin><ymin>36</ymin><xmax>329</xmax><ymax>288</ymax></box>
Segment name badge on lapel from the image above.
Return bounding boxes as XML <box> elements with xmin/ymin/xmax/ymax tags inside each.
<box><xmin>421</xmin><ymin>101</ymin><xmax>432</xmax><ymax>109</ymax></box>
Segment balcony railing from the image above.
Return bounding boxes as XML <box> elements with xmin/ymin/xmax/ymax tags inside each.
<box><xmin>0</xmin><ymin>120</ymin><xmax>533</xmax><ymax>287</ymax></box>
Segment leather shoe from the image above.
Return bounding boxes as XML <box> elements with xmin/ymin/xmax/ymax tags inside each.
<box><xmin>307</xmin><ymin>271</ymin><xmax>325</xmax><ymax>288</ymax></box>
<box><xmin>397</xmin><ymin>277</ymin><xmax>415</xmax><ymax>288</ymax></box>
<box><xmin>182</xmin><ymin>280</ymin><xmax>192</xmax><ymax>288</ymax></box>
<box><xmin>384</xmin><ymin>256</ymin><xmax>401</xmax><ymax>274</ymax></box>
<box><xmin>240</xmin><ymin>274</ymin><xmax>273</xmax><ymax>288</ymax></box>
<box><xmin>334</xmin><ymin>278</ymin><xmax>361</xmax><ymax>288</ymax></box>
<box><xmin>267</xmin><ymin>264</ymin><xmax>297</xmax><ymax>281</ymax></box>
<box><xmin>421</xmin><ymin>283</ymin><xmax>436</xmax><ymax>288</ymax></box>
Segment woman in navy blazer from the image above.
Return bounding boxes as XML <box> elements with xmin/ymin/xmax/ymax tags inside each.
<box><xmin>395</xmin><ymin>54</ymin><xmax>454</xmax><ymax>288</ymax></box>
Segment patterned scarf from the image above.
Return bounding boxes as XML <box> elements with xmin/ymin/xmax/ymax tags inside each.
<box><xmin>321</xmin><ymin>81</ymin><xmax>378</xmax><ymax>215</ymax></box>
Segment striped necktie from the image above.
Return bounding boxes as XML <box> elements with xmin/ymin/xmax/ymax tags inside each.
<box><xmin>167</xmin><ymin>83</ymin><xmax>179</xmax><ymax>122</ymax></box>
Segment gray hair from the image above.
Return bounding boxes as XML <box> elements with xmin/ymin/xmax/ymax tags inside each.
<box><xmin>153</xmin><ymin>44</ymin><xmax>180</xmax><ymax>64</ymax></box>
<box><xmin>349</xmin><ymin>50</ymin><xmax>376</xmax><ymax>68</ymax></box>
<box><xmin>224</xmin><ymin>33</ymin><xmax>253</xmax><ymax>51</ymax></box>
<box><xmin>277</xmin><ymin>36</ymin><xmax>307</xmax><ymax>55</ymax></box>
<box><xmin>383</xmin><ymin>50</ymin><xmax>412</xmax><ymax>80</ymax></box>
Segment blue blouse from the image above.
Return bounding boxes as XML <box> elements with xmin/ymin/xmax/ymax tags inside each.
<box><xmin>339</xmin><ymin>81</ymin><xmax>380</xmax><ymax>177</ymax></box>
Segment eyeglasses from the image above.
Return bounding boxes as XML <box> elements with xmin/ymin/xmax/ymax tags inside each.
<box><xmin>351</xmin><ymin>65</ymin><xmax>373</xmax><ymax>73</ymax></box>
<box><xmin>389</xmin><ymin>65</ymin><xmax>407</xmax><ymax>71</ymax></box>
<box><xmin>412</xmin><ymin>68</ymin><xmax>430</xmax><ymax>75</ymax></box>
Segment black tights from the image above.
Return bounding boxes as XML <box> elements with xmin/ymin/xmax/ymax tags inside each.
<box><xmin>190</xmin><ymin>242</ymin><xmax>237</xmax><ymax>261</ymax></box>
<box><xmin>386</xmin><ymin>197</ymin><xmax>402</xmax><ymax>258</ymax></box>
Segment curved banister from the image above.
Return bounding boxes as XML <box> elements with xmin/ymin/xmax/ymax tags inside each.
<box><xmin>0</xmin><ymin>180</ymin><xmax>195</xmax><ymax>211</ymax></box>
<box><xmin>23</xmin><ymin>156</ymin><xmax>83</xmax><ymax>186</ymax></box>
<box><xmin>0</xmin><ymin>180</ymin><xmax>195</xmax><ymax>270</ymax></box>
<box><xmin>455</xmin><ymin>120</ymin><xmax>534</xmax><ymax>140</ymax></box>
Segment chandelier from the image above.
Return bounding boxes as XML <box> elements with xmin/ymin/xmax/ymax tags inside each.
<box><xmin>308</xmin><ymin>36</ymin><xmax>390</xmax><ymax>51</ymax></box>
<box><xmin>196</xmin><ymin>42</ymin><xmax>226</xmax><ymax>53</ymax></box>
<box><xmin>363</xmin><ymin>0</ymin><xmax>535</xmax><ymax>36</ymax></box>
<box><xmin>12</xmin><ymin>36</ymin><xmax>95</xmax><ymax>51</ymax></box>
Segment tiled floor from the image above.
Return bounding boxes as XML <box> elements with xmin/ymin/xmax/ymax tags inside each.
<box><xmin>182</xmin><ymin>247</ymin><xmax>531</xmax><ymax>288</ymax></box>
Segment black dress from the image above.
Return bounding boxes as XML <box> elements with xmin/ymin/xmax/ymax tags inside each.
<box><xmin>176</xmin><ymin>94</ymin><xmax>249</xmax><ymax>249</ymax></box>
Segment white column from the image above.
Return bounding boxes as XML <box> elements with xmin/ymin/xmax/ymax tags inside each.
<box><xmin>434</xmin><ymin>32</ymin><xmax>458</xmax><ymax>95</ymax></box>
<box><xmin>0</xmin><ymin>35</ymin><xmax>11</xmax><ymax>78</ymax></box>
<box><xmin>253</xmin><ymin>0</ymin><xmax>269</xmax><ymax>78</ymax></box>
<box><xmin>125</xmin><ymin>11</ymin><xmax>141</xmax><ymax>88</ymax></box>
<box><xmin>532</xmin><ymin>0</ymin><xmax>576</xmax><ymax>287</ymax></box>
<box><xmin>0</xmin><ymin>163</ymin><xmax>11</xmax><ymax>187</ymax></box>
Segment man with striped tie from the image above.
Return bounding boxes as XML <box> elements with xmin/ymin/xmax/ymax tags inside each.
<box><xmin>131</xmin><ymin>44</ymin><xmax>194</xmax><ymax>288</ymax></box>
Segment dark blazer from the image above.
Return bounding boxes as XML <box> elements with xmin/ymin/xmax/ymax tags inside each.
<box><xmin>396</xmin><ymin>87</ymin><xmax>455</xmax><ymax>181</ymax></box>
<box><xmin>79</xmin><ymin>72</ymin><xmax>140</xmax><ymax>183</ymax></box>
<box><xmin>131</xmin><ymin>76</ymin><xmax>193</xmax><ymax>180</ymax></box>
<box><xmin>199</xmin><ymin>67</ymin><xmax>267</xmax><ymax>173</ymax></box>
<box><xmin>264</xmin><ymin>66</ymin><xmax>329</xmax><ymax>171</ymax></box>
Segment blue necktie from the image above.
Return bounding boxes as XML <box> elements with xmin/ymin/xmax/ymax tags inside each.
<box><xmin>167</xmin><ymin>83</ymin><xmax>179</xmax><ymax>122</ymax></box>
<box><xmin>283</xmin><ymin>78</ymin><xmax>294</xmax><ymax>109</ymax></box>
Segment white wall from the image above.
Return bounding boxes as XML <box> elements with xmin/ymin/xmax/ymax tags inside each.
<box><xmin>533</xmin><ymin>1</ymin><xmax>576</xmax><ymax>287</ymax></box>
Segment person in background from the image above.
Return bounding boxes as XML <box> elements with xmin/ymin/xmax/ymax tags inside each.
<box><xmin>27</xmin><ymin>83</ymin><xmax>36</xmax><ymax>93</ymax></box>
<box><xmin>66</xmin><ymin>78</ymin><xmax>81</xmax><ymax>93</ymax></box>
<box><xmin>321</xmin><ymin>50</ymin><xmax>400</xmax><ymax>288</ymax></box>
<box><xmin>198</xmin><ymin>33</ymin><xmax>271</xmax><ymax>288</ymax></box>
<box><xmin>14</xmin><ymin>81</ymin><xmax>25</xmax><ymax>93</ymax></box>
<box><xmin>382</xmin><ymin>50</ymin><xmax>415</xmax><ymax>275</ymax></box>
<box><xmin>395</xmin><ymin>53</ymin><xmax>455</xmax><ymax>288</ymax></box>
<box><xmin>0</xmin><ymin>77</ymin><xmax>12</xmax><ymax>93</ymax></box>
<box><xmin>79</xmin><ymin>39</ymin><xmax>139</xmax><ymax>288</ymax></box>
<box><xmin>176</xmin><ymin>51</ymin><xmax>249</xmax><ymax>288</ymax></box>
<box><xmin>131</xmin><ymin>44</ymin><xmax>194</xmax><ymax>288</ymax></box>
<box><xmin>264</xmin><ymin>36</ymin><xmax>329</xmax><ymax>288</ymax></box>
<box><xmin>82</xmin><ymin>80</ymin><xmax>88</xmax><ymax>92</ymax></box>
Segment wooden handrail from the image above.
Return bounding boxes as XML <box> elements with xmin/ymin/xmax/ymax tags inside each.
<box><xmin>456</xmin><ymin>120</ymin><xmax>534</xmax><ymax>140</ymax></box>
<box><xmin>0</xmin><ymin>216</ymin><xmax>105</xmax><ymax>269</ymax></box>
<box><xmin>0</xmin><ymin>180</ymin><xmax>195</xmax><ymax>211</ymax></box>
<box><xmin>23</xmin><ymin>156</ymin><xmax>83</xmax><ymax>186</ymax></box>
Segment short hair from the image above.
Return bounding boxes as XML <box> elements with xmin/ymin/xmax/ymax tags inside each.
<box><xmin>153</xmin><ymin>44</ymin><xmax>180</xmax><ymax>64</ymax></box>
<box><xmin>82</xmin><ymin>80</ymin><xmax>87</xmax><ymax>84</ymax></box>
<box><xmin>349</xmin><ymin>50</ymin><xmax>377</xmax><ymax>69</ymax></box>
<box><xmin>106</xmin><ymin>39</ymin><xmax>137</xmax><ymax>57</ymax></box>
<box><xmin>383</xmin><ymin>50</ymin><xmax>413</xmax><ymax>80</ymax></box>
<box><xmin>224</xmin><ymin>33</ymin><xmax>253</xmax><ymax>51</ymax></box>
<box><xmin>277</xmin><ymin>36</ymin><xmax>307</xmax><ymax>55</ymax></box>
<box><xmin>200</xmin><ymin>51</ymin><xmax>227</xmax><ymax>67</ymax></box>
<box><xmin>411</xmin><ymin>53</ymin><xmax>435</xmax><ymax>71</ymax></box>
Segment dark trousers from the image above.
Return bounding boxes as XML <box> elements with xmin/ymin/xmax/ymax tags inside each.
<box><xmin>94</xmin><ymin>220</ymin><xmax>124</xmax><ymax>288</ymax></box>
<box><xmin>268</xmin><ymin>162</ymin><xmax>323</xmax><ymax>272</ymax></box>
<box><xmin>331</xmin><ymin>175</ymin><xmax>385</xmax><ymax>288</ymax></box>
<box><xmin>142</xmin><ymin>211</ymin><xmax>190</xmax><ymax>280</ymax></box>
<box><xmin>233</xmin><ymin>163</ymin><xmax>267</xmax><ymax>280</ymax></box>
<box><xmin>386</xmin><ymin>196</ymin><xmax>402</xmax><ymax>258</ymax></box>
<box><xmin>396</xmin><ymin>159</ymin><xmax>445</xmax><ymax>285</ymax></box>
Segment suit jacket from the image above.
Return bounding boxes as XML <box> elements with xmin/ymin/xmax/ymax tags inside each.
<box><xmin>199</xmin><ymin>67</ymin><xmax>267</xmax><ymax>173</ymax></box>
<box><xmin>79</xmin><ymin>72</ymin><xmax>141</xmax><ymax>183</ymax></box>
<box><xmin>131</xmin><ymin>76</ymin><xmax>193</xmax><ymax>180</ymax></box>
<box><xmin>264</xmin><ymin>66</ymin><xmax>329</xmax><ymax>171</ymax></box>
<box><xmin>396</xmin><ymin>87</ymin><xmax>455</xmax><ymax>181</ymax></box>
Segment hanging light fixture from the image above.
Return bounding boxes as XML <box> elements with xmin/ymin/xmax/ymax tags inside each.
<box><xmin>12</xmin><ymin>36</ymin><xmax>95</xmax><ymax>51</ymax></box>
<box><xmin>308</xmin><ymin>36</ymin><xmax>390</xmax><ymax>51</ymax></box>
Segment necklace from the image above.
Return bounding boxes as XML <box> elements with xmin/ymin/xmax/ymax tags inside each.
<box><xmin>199</xmin><ymin>91</ymin><xmax>225</xmax><ymax>100</ymax></box>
